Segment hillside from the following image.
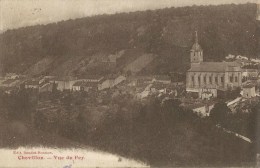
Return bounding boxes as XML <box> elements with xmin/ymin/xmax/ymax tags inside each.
<box><xmin>0</xmin><ymin>3</ymin><xmax>258</xmax><ymax>75</ymax></box>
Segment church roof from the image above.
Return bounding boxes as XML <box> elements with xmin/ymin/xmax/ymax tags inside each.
<box><xmin>188</xmin><ymin>62</ymin><xmax>241</xmax><ymax>72</ymax></box>
<box><xmin>191</xmin><ymin>31</ymin><xmax>202</xmax><ymax>51</ymax></box>
<box><xmin>191</xmin><ymin>43</ymin><xmax>202</xmax><ymax>51</ymax></box>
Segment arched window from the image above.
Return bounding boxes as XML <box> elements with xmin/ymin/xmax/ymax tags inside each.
<box><xmin>191</xmin><ymin>76</ymin><xmax>194</xmax><ymax>83</ymax></box>
<box><xmin>221</xmin><ymin>76</ymin><xmax>224</xmax><ymax>83</ymax></box>
<box><xmin>230</xmin><ymin>76</ymin><xmax>233</xmax><ymax>82</ymax></box>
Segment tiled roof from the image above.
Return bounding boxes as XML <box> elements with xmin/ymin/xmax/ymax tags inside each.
<box><xmin>188</xmin><ymin>61</ymin><xmax>241</xmax><ymax>72</ymax></box>
<box><xmin>52</xmin><ymin>76</ymin><xmax>77</xmax><ymax>81</ymax></box>
<box><xmin>26</xmin><ymin>80</ymin><xmax>40</xmax><ymax>86</ymax></box>
<box><xmin>243</xmin><ymin>84</ymin><xmax>255</xmax><ymax>89</ymax></box>
<box><xmin>191</xmin><ymin>43</ymin><xmax>202</xmax><ymax>51</ymax></box>
<box><xmin>5</xmin><ymin>73</ymin><xmax>18</xmax><ymax>77</ymax></box>
<box><xmin>105</xmin><ymin>74</ymin><xmax>125</xmax><ymax>80</ymax></box>
<box><xmin>73</xmin><ymin>81</ymin><xmax>98</xmax><ymax>87</ymax></box>
<box><xmin>82</xmin><ymin>75</ymin><xmax>104</xmax><ymax>80</ymax></box>
<box><xmin>242</xmin><ymin>69</ymin><xmax>258</xmax><ymax>72</ymax></box>
<box><xmin>2</xmin><ymin>79</ymin><xmax>17</xmax><ymax>85</ymax></box>
<box><xmin>183</xmin><ymin>101</ymin><xmax>215</xmax><ymax>110</ymax></box>
<box><xmin>106</xmin><ymin>75</ymin><xmax>118</xmax><ymax>80</ymax></box>
<box><xmin>153</xmin><ymin>75</ymin><xmax>171</xmax><ymax>81</ymax></box>
<box><xmin>151</xmin><ymin>82</ymin><xmax>168</xmax><ymax>89</ymax></box>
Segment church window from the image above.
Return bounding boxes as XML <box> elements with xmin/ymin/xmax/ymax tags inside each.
<box><xmin>230</xmin><ymin>76</ymin><xmax>233</xmax><ymax>82</ymax></box>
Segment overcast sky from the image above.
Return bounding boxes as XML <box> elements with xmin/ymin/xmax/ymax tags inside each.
<box><xmin>0</xmin><ymin>0</ymin><xmax>257</xmax><ymax>32</ymax></box>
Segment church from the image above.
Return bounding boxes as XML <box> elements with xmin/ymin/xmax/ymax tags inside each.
<box><xmin>186</xmin><ymin>32</ymin><xmax>242</xmax><ymax>94</ymax></box>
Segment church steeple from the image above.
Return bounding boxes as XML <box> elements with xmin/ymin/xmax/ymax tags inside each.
<box><xmin>190</xmin><ymin>31</ymin><xmax>203</xmax><ymax>63</ymax></box>
<box><xmin>195</xmin><ymin>31</ymin><xmax>198</xmax><ymax>44</ymax></box>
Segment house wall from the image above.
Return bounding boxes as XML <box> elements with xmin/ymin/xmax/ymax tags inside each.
<box><xmin>39</xmin><ymin>83</ymin><xmax>52</xmax><ymax>92</ymax></box>
<box><xmin>25</xmin><ymin>85</ymin><xmax>39</xmax><ymax>89</ymax></box>
<box><xmin>193</xmin><ymin>103</ymin><xmax>214</xmax><ymax>117</ymax></box>
<box><xmin>83</xmin><ymin>86</ymin><xmax>95</xmax><ymax>92</ymax></box>
<box><xmin>243</xmin><ymin>87</ymin><xmax>256</xmax><ymax>98</ymax></box>
<box><xmin>153</xmin><ymin>79</ymin><xmax>171</xmax><ymax>84</ymax></box>
<box><xmin>55</xmin><ymin>80</ymin><xmax>80</xmax><ymax>91</ymax></box>
<box><xmin>199</xmin><ymin>88</ymin><xmax>217</xmax><ymax>99</ymax></box>
<box><xmin>98</xmin><ymin>76</ymin><xmax>126</xmax><ymax>90</ymax></box>
<box><xmin>242</xmin><ymin>70</ymin><xmax>258</xmax><ymax>78</ymax></box>
<box><xmin>114</xmin><ymin>76</ymin><xmax>126</xmax><ymax>86</ymax></box>
<box><xmin>98</xmin><ymin>80</ymin><xmax>113</xmax><ymax>90</ymax></box>
<box><xmin>193</xmin><ymin>106</ymin><xmax>207</xmax><ymax>117</ymax></box>
<box><xmin>72</xmin><ymin>85</ymin><xmax>81</xmax><ymax>91</ymax></box>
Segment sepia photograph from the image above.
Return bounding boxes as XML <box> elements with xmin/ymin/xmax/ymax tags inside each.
<box><xmin>0</xmin><ymin>0</ymin><xmax>260</xmax><ymax>167</ymax></box>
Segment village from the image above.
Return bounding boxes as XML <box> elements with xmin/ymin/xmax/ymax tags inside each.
<box><xmin>0</xmin><ymin>32</ymin><xmax>260</xmax><ymax>122</ymax></box>
<box><xmin>0</xmin><ymin>34</ymin><xmax>260</xmax><ymax>122</ymax></box>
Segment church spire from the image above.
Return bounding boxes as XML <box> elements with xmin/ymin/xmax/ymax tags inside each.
<box><xmin>195</xmin><ymin>31</ymin><xmax>198</xmax><ymax>44</ymax></box>
<box><xmin>190</xmin><ymin>30</ymin><xmax>203</xmax><ymax>63</ymax></box>
<box><xmin>191</xmin><ymin>31</ymin><xmax>202</xmax><ymax>51</ymax></box>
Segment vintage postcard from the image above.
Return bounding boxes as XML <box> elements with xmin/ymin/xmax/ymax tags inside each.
<box><xmin>0</xmin><ymin>0</ymin><xmax>259</xmax><ymax>167</ymax></box>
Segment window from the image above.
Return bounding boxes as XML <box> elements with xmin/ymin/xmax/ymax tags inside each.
<box><xmin>235</xmin><ymin>76</ymin><xmax>238</xmax><ymax>82</ymax></box>
<box><xmin>192</xmin><ymin>76</ymin><xmax>194</xmax><ymax>82</ymax></box>
<box><xmin>209</xmin><ymin>76</ymin><xmax>212</xmax><ymax>84</ymax></box>
<box><xmin>198</xmin><ymin>76</ymin><xmax>201</xmax><ymax>85</ymax></box>
<box><xmin>221</xmin><ymin>77</ymin><xmax>224</xmax><ymax>83</ymax></box>
<box><xmin>230</xmin><ymin>76</ymin><xmax>233</xmax><ymax>82</ymax></box>
<box><xmin>204</xmin><ymin>76</ymin><xmax>206</xmax><ymax>83</ymax></box>
<box><xmin>215</xmin><ymin>76</ymin><xmax>218</xmax><ymax>83</ymax></box>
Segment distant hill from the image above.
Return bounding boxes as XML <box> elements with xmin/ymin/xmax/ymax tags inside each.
<box><xmin>0</xmin><ymin>3</ymin><xmax>258</xmax><ymax>75</ymax></box>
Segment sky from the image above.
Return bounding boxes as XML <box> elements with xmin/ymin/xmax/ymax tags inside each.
<box><xmin>0</xmin><ymin>0</ymin><xmax>258</xmax><ymax>32</ymax></box>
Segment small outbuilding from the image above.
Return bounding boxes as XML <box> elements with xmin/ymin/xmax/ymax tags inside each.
<box><xmin>242</xmin><ymin>84</ymin><xmax>256</xmax><ymax>98</ymax></box>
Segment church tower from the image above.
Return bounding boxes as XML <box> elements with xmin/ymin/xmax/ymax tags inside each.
<box><xmin>190</xmin><ymin>31</ymin><xmax>203</xmax><ymax>63</ymax></box>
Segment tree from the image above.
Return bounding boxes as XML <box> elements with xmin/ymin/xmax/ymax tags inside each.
<box><xmin>210</xmin><ymin>101</ymin><xmax>231</xmax><ymax>125</ymax></box>
<box><xmin>248</xmin><ymin>104</ymin><xmax>260</xmax><ymax>142</ymax></box>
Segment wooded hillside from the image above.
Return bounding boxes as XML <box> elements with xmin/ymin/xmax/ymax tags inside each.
<box><xmin>0</xmin><ymin>3</ymin><xmax>258</xmax><ymax>75</ymax></box>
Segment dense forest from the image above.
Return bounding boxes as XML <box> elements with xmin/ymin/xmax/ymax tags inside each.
<box><xmin>0</xmin><ymin>3</ymin><xmax>259</xmax><ymax>75</ymax></box>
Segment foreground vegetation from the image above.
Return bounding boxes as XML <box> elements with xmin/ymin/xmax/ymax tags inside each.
<box><xmin>0</xmin><ymin>89</ymin><xmax>257</xmax><ymax>167</ymax></box>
